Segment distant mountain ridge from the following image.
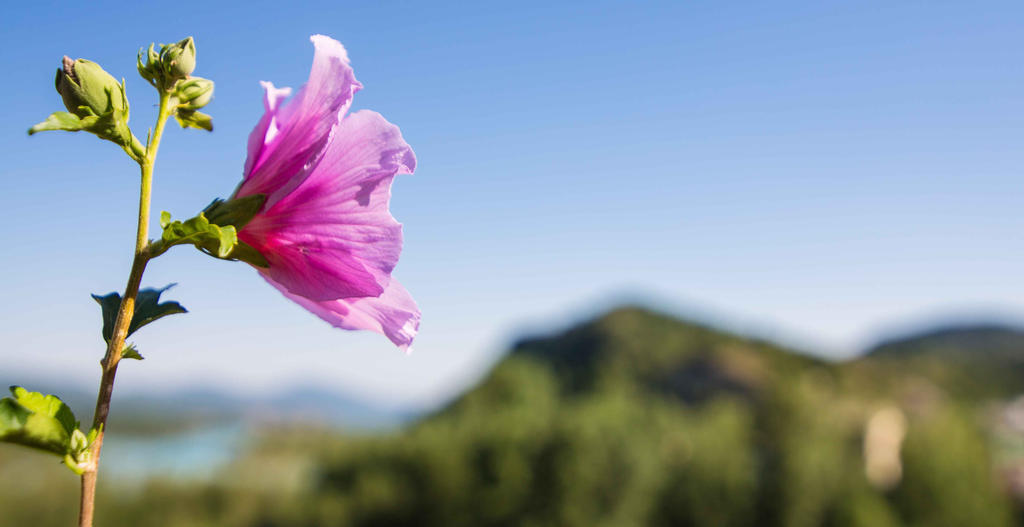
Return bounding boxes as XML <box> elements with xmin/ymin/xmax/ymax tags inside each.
<box><xmin>509</xmin><ymin>306</ymin><xmax>823</xmax><ymax>404</ymax></box>
<box><xmin>0</xmin><ymin>378</ymin><xmax>415</xmax><ymax>435</ymax></box>
<box><xmin>867</xmin><ymin>323</ymin><xmax>1024</xmax><ymax>359</ymax></box>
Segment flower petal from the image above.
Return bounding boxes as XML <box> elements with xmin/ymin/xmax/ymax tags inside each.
<box><xmin>264</xmin><ymin>273</ymin><xmax>420</xmax><ymax>350</ymax></box>
<box><xmin>239</xmin><ymin>110</ymin><xmax>416</xmax><ymax>301</ymax></box>
<box><xmin>237</xmin><ymin>35</ymin><xmax>362</xmax><ymax>201</ymax></box>
<box><xmin>243</xmin><ymin>81</ymin><xmax>292</xmax><ymax>178</ymax></box>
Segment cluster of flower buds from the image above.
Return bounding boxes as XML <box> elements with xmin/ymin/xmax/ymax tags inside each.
<box><xmin>29</xmin><ymin>36</ymin><xmax>215</xmax><ymax>153</ymax></box>
<box><xmin>137</xmin><ymin>37</ymin><xmax>196</xmax><ymax>90</ymax></box>
<box><xmin>137</xmin><ymin>37</ymin><xmax>214</xmax><ymax>131</ymax></box>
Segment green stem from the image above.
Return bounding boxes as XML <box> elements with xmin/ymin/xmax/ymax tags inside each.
<box><xmin>78</xmin><ymin>92</ymin><xmax>173</xmax><ymax>527</ymax></box>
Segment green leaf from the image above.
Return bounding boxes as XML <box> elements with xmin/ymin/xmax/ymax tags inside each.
<box><xmin>10</xmin><ymin>387</ymin><xmax>77</xmax><ymax>434</ymax></box>
<box><xmin>28</xmin><ymin>111</ymin><xmax>85</xmax><ymax>135</ymax></box>
<box><xmin>0</xmin><ymin>387</ymin><xmax>78</xmax><ymax>456</ymax></box>
<box><xmin>121</xmin><ymin>343</ymin><xmax>144</xmax><ymax>360</ymax></box>
<box><xmin>91</xmin><ymin>292</ymin><xmax>121</xmax><ymax>344</ymax></box>
<box><xmin>174</xmin><ymin>109</ymin><xmax>213</xmax><ymax>131</ymax></box>
<box><xmin>92</xmin><ymin>285</ymin><xmax>187</xmax><ymax>343</ymax></box>
<box><xmin>132</xmin><ymin>284</ymin><xmax>188</xmax><ymax>336</ymax></box>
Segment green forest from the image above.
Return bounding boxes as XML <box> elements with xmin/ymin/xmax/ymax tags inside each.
<box><xmin>4</xmin><ymin>306</ymin><xmax>1024</xmax><ymax>526</ymax></box>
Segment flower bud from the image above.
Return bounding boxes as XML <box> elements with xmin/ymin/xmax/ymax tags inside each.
<box><xmin>137</xmin><ymin>44</ymin><xmax>161</xmax><ymax>87</ymax></box>
<box><xmin>55</xmin><ymin>56</ymin><xmax>125</xmax><ymax>118</ymax></box>
<box><xmin>69</xmin><ymin>429</ymin><xmax>89</xmax><ymax>453</ymax></box>
<box><xmin>174</xmin><ymin>77</ymin><xmax>214</xmax><ymax>110</ymax></box>
<box><xmin>159</xmin><ymin>37</ymin><xmax>196</xmax><ymax>83</ymax></box>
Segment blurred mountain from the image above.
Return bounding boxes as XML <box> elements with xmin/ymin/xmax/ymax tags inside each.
<box><xmin>164</xmin><ymin>385</ymin><xmax>417</xmax><ymax>430</ymax></box>
<box><xmin>508</xmin><ymin>305</ymin><xmax>822</xmax><ymax>403</ymax></box>
<box><xmin>861</xmin><ymin>323</ymin><xmax>1024</xmax><ymax>399</ymax></box>
<box><xmin>867</xmin><ymin>324</ymin><xmax>1024</xmax><ymax>359</ymax></box>
<box><xmin>1</xmin><ymin>379</ymin><xmax>414</xmax><ymax>436</ymax></box>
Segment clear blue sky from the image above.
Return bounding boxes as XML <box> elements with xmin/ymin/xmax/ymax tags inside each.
<box><xmin>1</xmin><ymin>1</ymin><xmax>1023</xmax><ymax>409</ymax></box>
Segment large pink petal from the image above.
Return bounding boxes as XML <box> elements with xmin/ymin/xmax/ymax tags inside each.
<box><xmin>239</xmin><ymin>110</ymin><xmax>416</xmax><ymax>301</ymax></box>
<box><xmin>242</xmin><ymin>81</ymin><xmax>292</xmax><ymax>183</ymax></box>
<box><xmin>264</xmin><ymin>273</ymin><xmax>420</xmax><ymax>350</ymax></box>
<box><xmin>236</xmin><ymin>35</ymin><xmax>362</xmax><ymax>201</ymax></box>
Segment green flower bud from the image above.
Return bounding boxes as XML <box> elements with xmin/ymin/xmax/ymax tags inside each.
<box><xmin>55</xmin><ymin>56</ymin><xmax>125</xmax><ymax>118</ymax></box>
<box><xmin>69</xmin><ymin>429</ymin><xmax>88</xmax><ymax>453</ymax></box>
<box><xmin>137</xmin><ymin>44</ymin><xmax>161</xmax><ymax>87</ymax></box>
<box><xmin>175</xmin><ymin>77</ymin><xmax>213</xmax><ymax>110</ymax></box>
<box><xmin>159</xmin><ymin>36</ymin><xmax>196</xmax><ymax>83</ymax></box>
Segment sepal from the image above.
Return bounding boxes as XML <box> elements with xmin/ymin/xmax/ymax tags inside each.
<box><xmin>154</xmin><ymin>202</ymin><xmax>269</xmax><ymax>267</ymax></box>
<box><xmin>202</xmin><ymin>194</ymin><xmax>266</xmax><ymax>230</ymax></box>
<box><xmin>28</xmin><ymin>112</ymin><xmax>87</xmax><ymax>134</ymax></box>
<box><xmin>160</xmin><ymin>37</ymin><xmax>196</xmax><ymax>83</ymax></box>
<box><xmin>137</xmin><ymin>44</ymin><xmax>161</xmax><ymax>88</ymax></box>
<box><xmin>174</xmin><ymin>77</ymin><xmax>213</xmax><ymax>111</ymax></box>
<box><xmin>121</xmin><ymin>343</ymin><xmax>144</xmax><ymax>360</ymax></box>
<box><xmin>137</xmin><ymin>36</ymin><xmax>197</xmax><ymax>91</ymax></box>
<box><xmin>155</xmin><ymin>211</ymin><xmax>237</xmax><ymax>257</ymax></box>
<box><xmin>174</xmin><ymin>109</ymin><xmax>213</xmax><ymax>131</ymax></box>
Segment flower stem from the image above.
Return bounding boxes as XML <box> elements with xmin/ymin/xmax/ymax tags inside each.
<box><xmin>78</xmin><ymin>92</ymin><xmax>173</xmax><ymax>527</ymax></box>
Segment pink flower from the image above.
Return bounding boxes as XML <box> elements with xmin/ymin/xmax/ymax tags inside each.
<box><xmin>231</xmin><ymin>35</ymin><xmax>419</xmax><ymax>350</ymax></box>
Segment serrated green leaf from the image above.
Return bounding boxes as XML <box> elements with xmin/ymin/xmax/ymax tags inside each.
<box><xmin>28</xmin><ymin>111</ymin><xmax>85</xmax><ymax>135</ymax></box>
<box><xmin>92</xmin><ymin>285</ymin><xmax>187</xmax><ymax>343</ymax></box>
<box><xmin>0</xmin><ymin>399</ymin><xmax>29</xmax><ymax>434</ymax></box>
<box><xmin>160</xmin><ymin>210</ymin><xmax>172</xmax><ymax>229</ymax></box>
<box><xmin>10</xmin><ymin>387</ymin><xmax>77</xmax><ymax>435</ymax></box>
<box><xmin>0</xmin><ymin>387</ymin><xmax>78</xmax><ymax>456</ymax></box>
<box><xmin>121</xmin><ymin>343</ymin><xmax>144</xmax><ymax>360</ymax></box>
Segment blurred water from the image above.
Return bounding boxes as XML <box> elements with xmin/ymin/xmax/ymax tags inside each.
<box><xmin>100</xmin><ymin>422</ymin><xmax>246</xmax><ymax>483</ymax></box>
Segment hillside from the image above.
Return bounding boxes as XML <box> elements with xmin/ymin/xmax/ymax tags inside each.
<box><xmin>868</xmin><ymin>324</ymin><xmax>1024</xmax><ymax>359</ymax></box>
<box><xmin>860</xmin><ymin>324</ymin><xmax>1024</xmax><ymax>399</ymax></box>
<box><xmin>509</xmin><ymin>306</ymin><xmax>824</xmax><ymax>403</ymax></box>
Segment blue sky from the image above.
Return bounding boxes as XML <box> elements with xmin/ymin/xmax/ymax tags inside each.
<box><xmin>1</xmin><ymin>2</ymin><xmax>1023</xmax><ymax>409</ymax></box>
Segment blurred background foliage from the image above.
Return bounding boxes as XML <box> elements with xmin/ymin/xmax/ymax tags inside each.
<box><xmin>5</xmin><ymin>306</ymin><xmax>1024</xmax><ymax>526</ymax></box>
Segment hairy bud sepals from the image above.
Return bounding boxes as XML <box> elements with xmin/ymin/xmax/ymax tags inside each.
<box><xmin>174</xmin><ymin>77</ymin><xmax>213</xmax><ymax>111</ymax></box>
<box><xmin>137</xmin><ymin>36</ymin><xmax>197</xmax><ymax>92</ymax></box>
<box><xmin>29</xmin><ymin>56</ymin><xmax>140</xmax><ymax>157</ymax></box>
